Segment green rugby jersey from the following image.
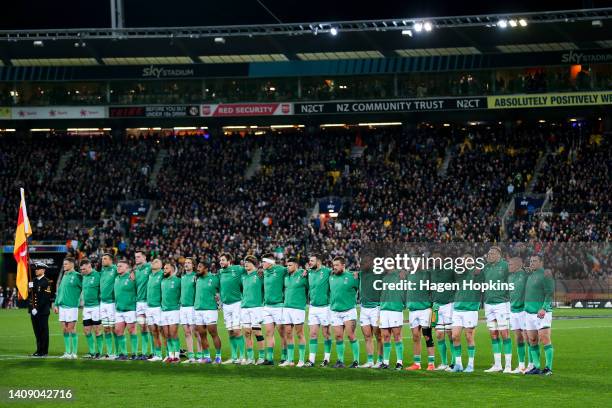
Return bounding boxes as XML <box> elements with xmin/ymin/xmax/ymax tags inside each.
<box><xmin>195</xmin><ymin>273</ymin><xmax>220</xmax><ymax>311</ymax></box>
<box><xmin>161</xmin><ymin>274</ymin><xmax>181</xmax><ymax>312</ymax></box>
<box><xmin>134</xmin><ymin>262</ymin><xmax>151</xmax><ymax>302</ymax></box>
<box><xmin>524</xmin><ymin>268</ymin><xmax>554</xmax><ymax>314</ymax></box>
<box><xmin>430</xmin><ymin>268</ymin><xmax>455</xmax><ymax>306</ymax></box>
<box><xmin>180</xmin><ymin>271</ymin><xmax>197</xmax><ymax>307</ymax></box>
<box><xmin>241</xmin><ymin>271</ymin><xmax>264</xmax><ymax>308</ymax></box>
<box><xmin>264</xmin><ymin>264</ymin><xmax>287</xmax><ymax>307</ymax></box>
<box><xmin>284</xmin><ymin>270</ymin><xmax>308</xmax><ymax>310</ymax></box>
<box><xmin>359</xmin><ymin>270</ymin><xmax>380</xmax><ymax>308</ymax></box>
<box><xmin>114</xmin><ymin>273</ymin><xmax>137</xmax><ymax>312</ymax></box>
<box><xmin>406</xmin><ymin>269</ymin><xmax>431</xmax><ymax>311</ymax></box>
<box><xmin>482</xmin><ymin>259</ymin><xmax>509</xmax><ymax>304</ymax></box>
<box><xmin>219</xmin><ymin>265</ymin><xmax>246</xmax><ymax>305</ymax></box>
<box><xmin>329</xmin><ymin>271</ymin><xmax>359</xmax><ymax>312</ymax></box>
<box><xmin>55</xmin><ymin>270</ymin><xmax>82</xmax><ymax>308</ymax></box>
<box><xmin>308</xmin><ymin>266</ymin><xmax>331</xmax><ymax>307</ymax></box>
<box><xmin>82</xmin><ymin>270</ymin><xmax>101</xmax><ymax>307</ymax></box>
<box><xmin>509</xmin><ymin>268</ymin><xmax>528</xmax><ymax>313</ymax></box>
<box><xmin>379</xmin><ymin>271</ymin><xmax>406</xmax><ymax>312</ymax></box>
<box><xmin>146</xmin><ymin>269</ymin><xmax>163</xmax><ymax>308</ymax></box>
<box><xmin>99</xmin><ymin>264</ymin><xmax>117</xmax><ymax>303</ymax></box>
<box><xmin>453</xmin><ymin>268</ymin><xmax>484</xmax><ymax>311</ymax></box>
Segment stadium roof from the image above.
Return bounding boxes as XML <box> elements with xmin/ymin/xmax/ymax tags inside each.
<box><xmin>0</xmin><ymin>8</ymin><xmax>611</xmax><ymax>66</ymax></box>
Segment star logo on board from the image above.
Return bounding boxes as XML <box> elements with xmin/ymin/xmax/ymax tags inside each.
<box><xmin>49</xmin><ymin>109</ymin><xmax>56</xmax><ymax>117</ymax></box>
<box><xmin>18</xmin><ymin>110</ymin><xmax>25</xmax><ymax>117</ymax></box>
<box><xmin>80</xmin><ymin>109</ymin><xmax>87</xmax><ymax>117</ymax></box>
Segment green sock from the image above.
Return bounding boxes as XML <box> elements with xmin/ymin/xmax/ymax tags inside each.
<box><xmin>454</xmin><ymin>345</ymin><xmax>462</xmax><ymax>364</ymax></box>
<box><xmin>502</xmin><ymin>338</ymin><xmax>512</xmax><ymax>355</ymax></box>
<box><xmin>336</xmin><ymin>340</ymin><xmax>345</xmax><ymax>362</ymax></box>
<box><xmin>324</xmin><ymin>339</ymin><xmax>332</xmax><ymax>354</ymax></box>
<box><xmin>71</xmin><ymin>333</ymin><xmax>78</xmax><ymax>354</ymax></box>
<box><xmin>258</xmin><ymin>348</ymin><xmax>265</xmax><ymax>360</ymax></box>
<box><xmin>378</xmin><ymin>353</ymin><xmax>383</xmax><ymax>363</ymax></box>
<box><xmin>63</xmin><ymin>333</ymin><xmax>71</xmax><ymax>354</ymax></box>
<box><xmin>281</xmin><ymin>347</ymin><xmax>287</xmax><ymax>361</ymax></box>
<box><xmin>428</xmin><ymin>355</ymin><xmax>435</xmax><ymax>364</ymax></box>
<box><xmin>237</xmin><ymin>336</ymin><xmax>245</xmax><ymax>359</ymax></box>
<box><xmin>114</xmin><ymin>334</ymin><xmax>120</xmax><ymax>355</ymax></box>
<box><xmin>367</xmin><ymin>354</ymin><xmax>374</xmax><ymax>363</ymax></box>
<box><xmin>130</xmin><ymin>334</ymin><xmax>138</xmax><ymax>355</ymax></box>
<box><xmin>247</xmin><ymin>348</ymin><xmax>254</xmax><ymax>360</ymax></box>
<box><xmin>230</xmin><ymin>337</ymin><xmax>237</xmax><ymax>360</ymax></box>
<box><xmin>383</xmin><ymin>342</ymin><xmax>392</xmax><ymax>362</ymax></box>
<box><xmin>517</xmin><ymin>342</ymin><xmax>526</xmax><ymax>363</ymax></box>
<box><xmin>437</xmin><ymin>339</ymin><xmax>448</xmax><ymax>365</ymax></box>
<box><xmin>414</xmin><ymin>354</ymin><xmax>421</xmax><ymax>365</ymax></box>
<box><xmin>395</xmin><ymin>341</ymin><xmax>404</xmax><ymax>362</ymax></box>
<box><xmin>195</xmin><ymin>351</ymin><xmax>202</xmax><ymax>359</ymax></box>
<box><xmin>104</xmin><ymin>333</ymin><xmax>113</xmax><ymax>355</ymax></box>
<box><xmin>188</xmin><ymin>352</ymin><xmax>195</xmax><ymax>359</ymax></box>
<box><xmin>287</xmin><ymin>344</ymin><xmax>295</xmax><ymax>362</ymax></box>
<box><xmin>141</xmin><ymin>332</ymin><xmax>149</xmax><ymax>355</ymax></box>
<box><xmin>117</xmin><ymin>335</ymin><xmax>126</xmax><ymax>355</ymax></box>
<box><xmin>492</xmin><ymin>338</ymin><xmax>501</xmax><ymax>354</ymax></box>
<box><xmin>309</xmin><ymin>339</ymin><xmax>318</xmax><ymax>355</ymax></box>
<box><xmin>529</xmin><ymin>345</ymin><xmax>541</xmax><ymax>369</ymax></box>
<box><xmin>85</xmin><ymin>333</ymin><xmax>95</xmax><ymax>354</ymax></box>
<box><xmin>350</xmin><ymin>339</ymin><xmax>360</xmax><ymax>363</ymax></box>
<box><xmin>468</xmin><ymin>345</ymin><xmax>475</xmax><ymax>359</ymax></box>
<box><xmin>215</xmin><ymin>347</ymin><xmax>222</xmax><ymax>358</ymax></box>
<box><xmin>298</xmin><ymin>344</ymin><xmax>306</xmax><ymax>362</ymax></box>
<box><xmin>154</xmin><ymin>346</ymin><xmax>162</xmax><ymax>358</ymax></box>
<box><xmin>96</xmin><ymin>335</ymin><xmax>104</xmax><ymax>354</ymax></box>
<box><xmin>203</xmin><ymin>349</ymin><xmax>211</xmax><ymax>359</ymax></box>
<box><xmin>266</xmin><ymin>347</ymin><xmax>274</xmax><ymax>361</ymax></box>
<box><xmin>544</xmin><ymin>344</ymin><xmax>554</xmax><ymax>370</ymax></box>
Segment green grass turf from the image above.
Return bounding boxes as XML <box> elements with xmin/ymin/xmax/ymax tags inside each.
<box><xmin>0</xmin><ymin>308</ymin><xmax>611</xmax><ymax>407</ymax></box>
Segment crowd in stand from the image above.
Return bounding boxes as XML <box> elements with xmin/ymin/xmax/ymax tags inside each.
<box><xmin>0</xmin><ymin>122</ymin><xmax>609</xmax><ymax>279</ymax></box>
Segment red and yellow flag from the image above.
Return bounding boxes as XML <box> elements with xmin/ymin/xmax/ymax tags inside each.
<box><xmin>13</xmin><ymin>188</ymin><xmax>32</xmax><ymax>300</ymax></box>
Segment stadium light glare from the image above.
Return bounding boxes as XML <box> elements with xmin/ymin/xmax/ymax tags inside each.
<box><xmin>33</xmin><ymin>40</ymin><xmax>44</xmax><ymax>47</ymax></box>
<box><xmin>509</xmin><ymin>19</ymin><xmax>518</xmax><ymax>27</ymax></box>
<box><xmin>358</xmin><ymin>122</ymin><xmax>402</xmax><ymax>126</ymax></box>
<box><xmin>173</xmin><ymin>127</ymin><xmax>197</xmax><ymax>130</ymax></box>
<box><xmin>270</xmin><ymin>125</ymin><xmax>305</xmax><ymax>129</ymax></box>
<box><xmin>330</xmin><ymin>27</ymin><xmax>338</xmax><ymax>36</ymax></box>
<box><xmin>519</xmin><ymin>19</ymin><xmax>528</xmax><ymax>26</ymax></box>
<box><xmin>443</xmin><ymin>123</ymin><xmax>451</xmax><ymax>127</ymax></box>
<box><xmin>538</xmin><ymin>119</ymin><xmax>546</xmax><ymax>123</ymax></box>
<box><xmin>414</xmin><ymin>22</ymin><xmax>423</xmax><ymax>32</ymax></box>
<box><xmin>497</xmin><ymin>19</ymin><xmax>508</xmax><ymax>28</ymax></box>
<box><xmin>320</xmin><ymin>123</ymin><xmax>346</xmax><ymax>127</ymax></box>
<box><xmin>214</xmin><ymin>37</ymin><xmax>225</xmax><ymax>44</ymax></box>
<box><xmin>423</xmin><ymin>22</ymin><xmax>433</xmax><ymax>32</ymax></box>
<box><xmin>30</xmin><ymin>128</ymin><xmax>52</xmax><ymax>132</ymax></box>
<box><xmin>401</xmin><ymin>29</ymin><xmax>413</xmax><ymax>36</ymax></box>
<box><xmin>0</xmin><ymin>128</ymin><xmax>16</xmax><ymax>132</ymax></box>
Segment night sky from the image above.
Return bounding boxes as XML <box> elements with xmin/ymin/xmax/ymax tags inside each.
<box><xmin>0</xmin><ymin>0</ymin><xmax>608</xmax><ymax>30</ymax></box>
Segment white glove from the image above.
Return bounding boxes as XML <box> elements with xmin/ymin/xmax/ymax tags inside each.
<box><xmin>28</xmin><ymin>282</ymin><xmax>34</xmax><ymax>288</ymax></box>
<box><xmin>31</xmin><ymin>308</ymin><xmax>38</xmax><ymax>316</ymax></box>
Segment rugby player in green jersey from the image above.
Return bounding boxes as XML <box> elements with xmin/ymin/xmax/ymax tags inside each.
<box><xmin>80</xmin><ymin>259</ymin><xmax>103</xmax><ymax>359</ymax></box>
<box><xmin>113</xmin><ymin>259</ymin><xmax>138</xmax><ymax>361</ymax></box>
<box><xmin>524</xmin><ymin>255</ymin><xmax>555</xmax><ymax>376</ymax></box>
<box><xmin>179</xmin><ymin>257</ymin><xmax>201</xmax><ymax>363</ymax></box>
<box><xmin>219</xmin><ymin>253</ymin><xmax>247</xmax><ymax>364</ymax></box>
<box><xmin>261</xmin><ymin>253</ymin><xmax>287</xmax><ymax>365</ymax></box>
<box><xmin>99</xmin><ymin>253</ymin><xmax>118</xmax><ymax>359</ymax></box>
<box><xmin>134</xmin><ymin>251</ymin><xmax>152</xmax><ymax>360</ymax></box>
<box><xmin>359</xmin><ymin>268</ymin><xmax>383</xmax><ymax>368</ymax></box>
<box><xmin>53</xmin><ymin>257</ymin><xmax>82</xmax><ymax>359</ymax></box>
<box><xmin>194</xmin><ymin>260</ymin><xmax>222</xmax><ymax>364</ymax></box>
<box><xmin>405</xmin><ymin>266</ymin><xmax>435</xmax><ymax>371</ymax></box>
<box><xmin>240</xmin><ymin>255</ymin><xmax>265</xmax><ymax>365</ymax></box>
<box><xmin>451</xmin><ymin>253</ymin><xmax>484</xmax><ymax>373</ymax></box>
<box><xmin>378</xmin><ymin>270</ymin><xmax>407</xmax><ymax>370</ymax></box>
<box><xmin>508</xmin><ymin>257</ymin><xmax>529</xmax><ymax>373</ymax></box>
<box><xmin>280</xmin><ymin>258</ymin><xmax>309</xmax><ymax>367</ymax></box>
<box><xmin>146</xmin><ymin>259</ymin><xmax>164</xmax><ymax>361</ymax></box>
<box><xmin>329</xmin><ymin>256</ymin><xmax>360</xmax><ymax>369</ymax></box>
<box><xmin>306</xmin><ymin>254</ymin><xmax>332</xmax><ymax>367</ymax></box>
<box><xmin>482</xmin><ymin>246</ymin><xmax>512</xmax><ymax>373</ymax></box>
<box><xmin>161</xmin><ymin>262</ymin><xmax>181</xmax><ymax>363</ymax></box>
<box><xmin>430</xmin><ymin>251</ymin><xmax>456</xmax><ymax>371</ymax></box>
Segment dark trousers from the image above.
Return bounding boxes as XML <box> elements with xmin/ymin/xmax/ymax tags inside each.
<box><xmin>31</xmin><ymin>313</ymin><xmax>49</xmax><ymax>355</ymax></box>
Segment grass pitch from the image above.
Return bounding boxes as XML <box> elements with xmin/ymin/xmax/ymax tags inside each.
<box><xmin>0</xmin><ymin>308</ymin><xmax>611</xmax><ymax>407</ymax></box>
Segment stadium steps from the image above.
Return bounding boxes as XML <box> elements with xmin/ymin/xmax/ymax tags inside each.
<box><xmin>53</xmin><ymin>150</ymin><xmax>73</xmax><ymax>182</ymax></box>
<box><xmin>526</xmin><ymin>151</ymin><xmax>550</xmax><ymax>193</ymax></box>
<box><xmin>148</xmin><ymin>149</ymin><xmax>168</xmax><ymax>187</ymax></box>
<box><xmin>438</xmin><ymin>146</ymin><xmax>454</xmax><ymax>176</ymax></box>
<box><xmin>244</xmin><ymin>147</ymin><xmax>263</xmax><ymax>180</ymax></box>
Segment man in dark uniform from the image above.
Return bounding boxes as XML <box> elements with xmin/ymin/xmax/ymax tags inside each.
<box><xmin>29</xmin><ymin>262</ymin><xmax>53</xmax><ymax>357</ymax></box>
